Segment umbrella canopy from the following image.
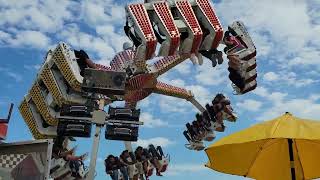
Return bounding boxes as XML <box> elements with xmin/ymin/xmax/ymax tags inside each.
<box><xmin>205</xmin><ymin>112</ymin><xmax>320</xmax><ymax>180</ymax></box>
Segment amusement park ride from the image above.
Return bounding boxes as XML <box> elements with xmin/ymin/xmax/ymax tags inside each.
<box><xmin>0</xmin><ymin>0</ymin><xmax>257</xmax><ymax>179</ymax></box>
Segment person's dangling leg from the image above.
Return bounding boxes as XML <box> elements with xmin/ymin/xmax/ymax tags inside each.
<box><xmin>148</xmin><ymin>145</ymin><xmax>160</xmax><ymax>160</ymax></box>
<box><xmin>144</xmin><ymin>161</ymin><xmax>148</xmax><ymax>174</ymax></box>
<box><xmin>142</xmin><ymin>160</ymin><xmax>148</xmax><ymax>178</ymax></box>
<box><xmin>69</xmin><ymin>160</ymin><xmax>80</xmax><ymax>177</ymax></box>
<box><xmin>128</xmin><ymin>164</ymin><xmax>135</xmax><ymax>180</ymax></box>
<box><xmin>183</xmin><ymin>131</ymin><xmax>192</xmax><ymax>141</ymax></box>
<box><xmin>214</xmin><ymin>111</ymin><xmax>225</xmax><ymax>132</ymax></box>
<box><xmin>228</xmin><ymin>67</ymin><xmax>245</xmax><ymax>89</ymax></box>
<box><xmin>152</xmin><ymin>159</ymin><xmax>163</xmax><ymax>176</ymax></box>
<box><xmin>186</xmin><ymin>123</ymin><xmax>196</xmax><ymax>140</ymax></box>
<box><xmin>110</xmin><ymin>170</ymin><xmax>119</xmax><ymax>180</ymax></box>
<box><xmin>156</xmin><ymin>146</ymin><xmax>164</xmax><ymax>157</ymax></box>
<box><xmin>120</xmin><ymin>166</ymin><xmax>129</xmax><ymax>180</ymax></box>
<box><xmin>227</xmin><ymin>55</ymin><xmax>241</xmax><ymax>71</ymax></box>
<box><xmin>135</xmin><ymin>162</ymin><xmax>144</xmax><ymax>180</ymax></box>
<box><xmin>216</xmin><ymin>50</ymin><xmax>224</xmax><ymax>65</ymax></box>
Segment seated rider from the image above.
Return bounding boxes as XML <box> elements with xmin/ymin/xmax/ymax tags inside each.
<box><xmin>223</xmin><ymin>31</ymin><xmax>244</xmax><ymax>71</ymax></box>
<box><xmin>200</xmin><ymin>49</ymin><xmax>223</xmax><ymax>67</ymax></box>
<box><xmin>155</xmin><ymin>146</ymin><xmax>164</xmax><ymax>158</ymax></box>
<box><xmin>212</xmin><ymin>103</ymin><xmax>224</xmax><ymax>132</ymax></box>
<box><xmin>223</xmin><ymin>32</ymin><xmax>246</xmax><ymax>90</ymax></box>
<box><xmin>147</xmin><ymin>145</ymin><xmax>164</xmax><ymax>176</ymax></box>
<box><xmin>135</xmin><ymin>146</ymin><xmax>151</xmax><ymax>179</ymax></box>
<box><xmin>52</xmin><ymin>137</ymin><xmax>88</xmax><ymax>179</ymax></box>
<box><xmin>73</xmin><ymin>49</ymin><xmax>110</xmax><ymax>76</ymax></box>
<box><xmin>223</xmin><ymin>31</ymin><xmax>245</xmax><ymax>54</ymax></box>
<box><xmin>74</xmin><ymin>50</ymin><xmax>97</xmax><ymax>76</ymax></box>
<box><xmin>119</xmin><ymin>150</ymin><xmax>137</xmax><ymax>180</ymax></box>
<box><xmin>105</xmin><ymin>155</ymin><xmax>129</xmax><ymax>180</ymax></box>
<box><xmin>148</xmin><ymin>144</ymin><xmax>164</xmax><ymax>160</ymax></box>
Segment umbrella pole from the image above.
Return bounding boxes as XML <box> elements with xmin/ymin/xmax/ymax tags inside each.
<box><xmin>288</xmin><ymin>139</ymin><xmax>296</xmax><ymax>180</ymax></box>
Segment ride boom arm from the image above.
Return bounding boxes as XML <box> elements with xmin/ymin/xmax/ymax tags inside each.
<box><xmin>148</xmin><ymin>53</ymin><xmax>190</xmax><ymax>77</ymax></box>
<box><xmin>152</xmin><ymin>81</ymin><xmax>206</xmax><ymax>112</ymax></box>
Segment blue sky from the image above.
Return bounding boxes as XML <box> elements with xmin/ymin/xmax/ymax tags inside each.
<box><xmin>0</xmin><ymin>0</ymin><xmax>319</xmax><ymax>179</ymax></box>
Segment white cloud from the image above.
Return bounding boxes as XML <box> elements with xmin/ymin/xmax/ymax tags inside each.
<box><xmin>253</xmin><ymin>87</ymin><xmax>320</xmax><ymax>121</ymax></box>
<box><xmin>159</xmin><ymin>95</ymin><xmax>190</xmax><ymax>113</ymax></box>
<box><xmin>0</xmin><ymin>0</ymin><xmax>75</xmax><ymax>33</ymax></box>
<box><xmin>254</xmin><ymin>87</ymin><xmax>288</xmax><ymax>102</ymax></box>
<box><xmin>267</xmin><ymin>92</ymin><xmax>288</xmax><ymax>103</ymax></box>
<box><xmin>95</xmin><ymin>25</ymin><xmax>129</xmax><ymax>53</ymax></box>
<box><xmin>0</xmin><ymin>30</ymin><xmax>51</xmax><ymax>49</ymax></box>
<box><xmin>195</xmin><ymin>60</ymin><xmax>228</xmax><ymax>86</ymax></box>
<box><xmin>140</xmin><ymin>112</ymin><xmax>169</xmax><ymax>128</ymax></box>
<box><xmin>263</xmin><ymin>71</ymin><xmax>318</xmax><ymax>88</ymax></box>
<box><xmin>310</xmin><ymin>94</ymin><xmax>320</xmax><ymax>101</ymax></box>
<box><xmin>170</xmin><ymin>78</ymin><xmax>186</xmax><ymax>87</ymax></box>
<box><xmin>258</xmin><ymin>97</ymin><xmax>320</xmax><ymax>121</ymax></box>
<box><xmin>81</xmin><ymin>0</ymin><xmax>125</xmax><ymax>28</ymax></box>
<box><xmin>57</xmin><ymin>24</ymin><xmax>115</xmax><ymax>60</ymax></box>
<box><xmin>82</xmin><ymin>2</ymin><xmax>109</xmax><ymax>27</ymax></box>
<box><xmin>0</xmin><ymin>31</ymin><xmax>11</xmax><ymax>42</ymax></box>
<box><xmin>0</xmin><ymin>67</ymin><xmax>23</xmax><ymax>82</ymax></box>
<box><xmin>13</xmin><ymin>31</ymin><xmax>51</xmax><ymax>49</ymax></box>
<box><xmin>134</xmin><ymin>137</ymin><xmax>174</xmax><ymax>148</ymax></box>
<box><xmin>236</xmin><ymin>99</ymin><xmax>263</xmax><ymax>112</ymax></box>
<box><xmin>253</xmin><ymin>86</ymin><xmax>269</xmax><ymax>98</ymax></box>
<box><xmin>138</xmin><ymin>97</ymin><xmax>151</xmax><ymax>108</ymax></box>
<box><xmin>6</xmin><ymin>71</ymin><xmax>23</xmax><ymax>82</ymax></box>
<box><xmin>167</xmin><ymin>163</ymin><xmax>206</xmax><ymax>176</ymax></box>
<box><xmin>185</xmin><ymin>85</ymin><xmax>211</xmax><ymax>105</ymax></box>
<box><xmin>24</xmin><ymin>64</ymin><xmax>41</xmax><ymax>71</ymax></box>
<box><xmin>288</xmin><ymin>46</ymin><xmax>320</xmax><ymax>69</ymax></box>
<box><xmin>216</xmin><ymin>0</ymin><xmax>320</xmax><ymax>70</ymax></box>
<box><xmin>263</xmin><ymin>72</ymin><xmax>279</xmax><ymax>81</ymax></box>
<box><xmin>174</xmin><ymin>61</ymin><xmax>192</xmax><ymax>75</ymax></box>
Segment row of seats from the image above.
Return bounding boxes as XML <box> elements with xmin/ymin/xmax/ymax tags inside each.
<box><xmin>105</xmin><ymin>145</ymin><xmax>169</xmax><ymax>180</ymax></box>
<box><xmin>19</xmin><ymin>43</ymin><xmax>89</xmax><ymax>139</ymax></box>
<box><xmin>19</xmin><ymin>43</ymin><xmax>130</xmax><ymax>140</ymax></box>
<box><xmin>183</xmin><ymin>94</ymin><xmax>237</xmax><ymax>151</ymax></box>
<box><xmin>50</xmin><ymin>137</ymin><xmax>88</xmax><ymax>180</ymax></box>
<box><xmin>224</xmin><ymin>21</ymin><xmax>257</xmax><ymax>95</ymax></box>
<box><xmin>125</xmin><ymin>0</ymin><xmax>224</xmax><ymax>67</ymax></box>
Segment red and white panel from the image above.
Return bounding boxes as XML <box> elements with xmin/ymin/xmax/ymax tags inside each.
<box><xmin>125</xmin><ymin>90</ymin><xmax>152</xmax><ymax>102</ymax></box>
<box><xmin>127</xmin><ymin>4</ymin><xmax>157</xmax><ymax>60</ymax></box>
<box><xmin>154</xmin><ymin>81</ymin><xmax>193</xmax><ymax>99</ymax></box>
<box><xmin>110</xmin><ymin>50</ymin><xmax>135</xmax><ymax>71</ymax></box>
<box><xmin>152</xmin><ymin>55</ymin><xmax>180</xmax><ymax>73</ymax></box>
<box><xmin>195</xmin><ymin>0</ymin><xmax>223</xmax><ymax>49</ymax></box>
<box><xmin>175</xmin><ymin>0</ymin><xmax>203</xmax><ymax>53</ymax></box>
<box><xmin>128</xmin><ymin>74</ymin><xmax>154</xmax><ymax>89</ymax></box>
<box><xmin>153</xmin><ymin>1</ymin><xmax>180</xmax><ymax>56</ymax></box>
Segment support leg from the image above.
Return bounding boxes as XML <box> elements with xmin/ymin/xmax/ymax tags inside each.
<box><xmin>125</xmin><ymin>141</ymin><xmax>134</xmax><ymax>152</ymax></box>
<box><xmin>87</xmin><ymin>125</ymin><xmax>102</xmax><ymax>180</ymax></box>
<box><xmin>123</xmin><ymin>101</ymin><xmax>137</xmax><ymax>152</ymax></box>
<box><xmin>87</xmin><ymin>99</ymin><xmax>105</xmax><ymax>180</ymax></box>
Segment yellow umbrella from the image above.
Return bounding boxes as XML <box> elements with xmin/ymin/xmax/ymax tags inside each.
<box><xmin>205</xmin><ymin>112</ymin><xmax>320</xmax><ymax>180</ymax></box>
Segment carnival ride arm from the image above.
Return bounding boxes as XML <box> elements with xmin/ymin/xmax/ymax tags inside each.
<box><xmin>152</xmin><ymin>81</ymin><xmax>205</xmax><ymax>112</ymax></box>
<box><xmin>147</xmin><ymin>53</ymin><xmax>190</xmax><ymax>77</ymax></box>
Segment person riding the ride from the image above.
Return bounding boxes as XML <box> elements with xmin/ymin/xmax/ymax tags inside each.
<box><xmin>105</xmin><ymin>155</ymin><xmax>129</xmax><ymax>180</ymax></box>
<box><xmin>135</xmin><ymin>147</ymin><xmax>148</xmax><ymax>179</ymax></box>
<box><xmin>120</xmin><ymin>150</ymin><xmax>137</xmax><ymax>180</ymax></box>
<box><xmin>52</xmin><ymin>137</ymin><xmax>88</xmax><ymax>179</ymax></box>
